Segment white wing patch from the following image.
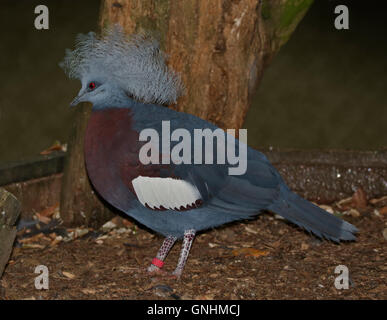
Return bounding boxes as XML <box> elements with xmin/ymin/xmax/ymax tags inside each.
<box><xmin>132</xmin><ymin>176</ymin><xmax>202</xmax><ymax>211</ymax></box>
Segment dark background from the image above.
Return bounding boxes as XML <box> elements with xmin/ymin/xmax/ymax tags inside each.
<box><xmin>0</xmin><ymin>0</ymin><xmax>386</xmax><ymax>164</ymax></box>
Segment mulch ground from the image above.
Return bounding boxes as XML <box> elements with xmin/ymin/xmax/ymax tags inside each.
<box><xmin>1</xmin><ymin>194</ymin><xmax>386</xmax><ymax>300</ymax></box>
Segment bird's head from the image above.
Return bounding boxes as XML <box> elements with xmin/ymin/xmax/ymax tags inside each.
<box><xmin>70</xmin><ymin>78</ymin><xmax>103</xmax><ymax>107</ymax></box>
<box><xmin>60</xmin><ymin>25</ymin><xmax>184</xmax><ymax>108</ymax></box>
<box><xmin>70</xmin><ymin>77</ymin><xmax>123</xmax><ymax>107</ymax></box>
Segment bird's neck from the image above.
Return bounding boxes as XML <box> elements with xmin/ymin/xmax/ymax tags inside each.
<box><xmin>91</xmin><ymin>99</ymin><xmax>129</xmax><ymax>111</ymax></box>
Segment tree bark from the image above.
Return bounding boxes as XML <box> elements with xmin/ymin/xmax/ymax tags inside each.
<box><xmin>0</xmin><ymin>188</ymin><xmax>20</xmax><ymax>278</ymax></box>
<box><xmin>60</xmin><ymin>104</ymin><xmax>114</xmax><ymax>228</ymax></box>
<box><xmin>60</xmin><ymin>0</ymin><xmax>313</xmax><ymax>226</ymax></box>
<box><xmin>100</xmin><ymin>0</ymin><xmax>313</xmax><ymax>129</ymax></box>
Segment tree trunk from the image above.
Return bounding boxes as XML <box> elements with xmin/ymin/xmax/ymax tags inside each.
<box><xmin>60</xmin><ymin>104</ymin><xmax>113</xmax><ymax>228</ymax></box>
<box><xmin>60</xmin><ymin>0</ymin><xmax>313</xmax><ymax>226</ymax></box>
<box><xmin>100</xmin><ymin>0</ymin><xmax>313</xmax><ymax>129</ymax></box>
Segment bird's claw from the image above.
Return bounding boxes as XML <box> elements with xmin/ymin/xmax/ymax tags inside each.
<box><xmin>147</xmin><ymin>265</ymin><xmax>166</xmax><ymax>275</ymax></box>
<box><xmin>171</xmin><ymin>268</ymin><xmax>183</xmax><ymax>280</ymax></box>
<box><xmin>146</xmin><ymin>265</ymin><xmax>182</xmax><ymax>280</ymax></box>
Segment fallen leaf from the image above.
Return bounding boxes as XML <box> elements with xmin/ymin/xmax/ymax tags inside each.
<box><xmin>40</xmin><ymin>141</ymin><xmax>66</xmax><ymax>155</ymax></box>
<box><xmin>301</xmin><ymin>242</ymin><xmax>309</xmax><ymax>250</ymax></box>
<box><xmin>232</xmin><ymin>248</ymin><xmax>269</xmax><ymax>258</ymax></box>
<box><xmin>383</xmin><ymin>228</ymin><xmax>387</xmax><ymax>241</ymax></box>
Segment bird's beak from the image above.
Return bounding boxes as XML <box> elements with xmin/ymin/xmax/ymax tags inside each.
<box><xmin>70</xmin><ymin>94</ymin><xmax>82</xmax><ymax>107</ymax></box>
<box><xmin>70</xmin><ymin>89</ymin><xmax>86</xmax><ymax>107</ymax></box>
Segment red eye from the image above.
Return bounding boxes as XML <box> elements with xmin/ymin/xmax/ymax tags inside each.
<box><xmin>88</xmin><ymin>82</ymin><xmax>96</xmax><ymax>90</ymax></box>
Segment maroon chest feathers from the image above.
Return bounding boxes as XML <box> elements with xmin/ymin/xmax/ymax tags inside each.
<box><xmin>85</xmin><ymin>107</ymin><xmax>202</xmax><ymax>213</ymax></box>
<box><xmin>84</xmin><ymin>108</ymin><xmax>167</xmax><ymax>200</ymax></box>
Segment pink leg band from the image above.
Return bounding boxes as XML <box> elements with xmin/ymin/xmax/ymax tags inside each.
<box><xmin>151</xmin><ymin>257</ymin><xmax>164</xmax><ymax>269</ymax></box>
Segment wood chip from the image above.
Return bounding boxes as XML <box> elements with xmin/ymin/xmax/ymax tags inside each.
<box><xmin>336</xmin><ymin>197</ymin><xmax>353</xmax><ymax>210</ymax></box>
<box><xmin>62</xmin><ymin>271</ymin><xmax>76</xmax><ymax>279</ymax></box>
<box><xmin>344</xmin><ymin>208</ymin><xmax>361</xmax><ymax>217</ymax></box>
<box><xmin>379</xmin><ymin>206</ymin><xmax>387</xmax><ymax>215</ymax></box>
<box><xmin>352</xmin><ymin>188</ymin><xmax>367</xmax><ymax>209</ymax></box>
<box><xmin>369</xmin><ymin>195</ymin><xmax>387</xmax><ymax>205</ymax></box>
<box><xmin>82</xmin><ymin>289</ymin><xmax>96</xmax><ymax>294</ymax></box>
<box><xmin>232</xmin><ymin>248</ymin><xmax>269</xmax><ymax>258</ymax></box>
<box><xmin>50</xmin><ymin>236</ymin><xmax>63</xmax><ymax>246</ymax></box>
<box><xmin>35</xmin><ymin>213</ymin><xmax>51</xmax><ymax>224</ymax></box>
<box><xmin>196</xmin><ymin>294</ymin><xmax>215</xmax><ymax>300</ymax></box>
<box><xmin>18</xmin><ymin>233</ymin><xmax>44</xmax><ymax>243</ymax></box>
<box><xmin>244</xmin><ymin>226</ymin><xmax>258</xmax><ymax>234</ymax></box>
<box><xmin>37</xmin><ymin>203</ymin><xmax>59</xmax><ymax>217</ymax></box>
<box><xmin>318</xmin><ymin>205</ymin><xmax>334</xmax><ymax>214</ymax></box>
<box><xmin>21</xmin><ymin>243</ymin><xmax>45</xmax><ymax>249</ymax></box>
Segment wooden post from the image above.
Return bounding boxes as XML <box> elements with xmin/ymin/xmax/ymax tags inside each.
<box><xmin>0</xmin><ymin>188</ymin><xmax>20</xmax><ymax>278</ymax></box>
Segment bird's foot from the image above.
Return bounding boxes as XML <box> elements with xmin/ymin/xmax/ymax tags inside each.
<box><xmin>147</xmin><ymin>266</ymin><xmax>180</xmax><ymax>280</ymax></box>
<box><xmin>147</xmin><ymin>264</ymin><xmax>160</xmax><ymax>273</ymax></box>
<box><xmin>147</xmin><ymin>264</ymin><xmax>166</xmax><ymax>275</ymax></box>
<box><xmin>171</xmin><ymin>268</ymin><xmax>183</xmax><ymax>280</ymax></box>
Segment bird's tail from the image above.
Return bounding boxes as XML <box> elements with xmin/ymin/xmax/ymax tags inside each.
<box><xmin>268</xmin><ymin>186</ymin><xmax>358</xmax><ymax>242</ymax></box>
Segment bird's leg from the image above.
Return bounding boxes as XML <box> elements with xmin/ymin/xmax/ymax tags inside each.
<box><xmin>147</xmin><ymin>235</ymin><xmax>177</xmax><ymax>273</ymax></box>
<box><xmin>172</xmin><ymin>229</ymin><xmax>196</xmax><ymax>278</ymax></box>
